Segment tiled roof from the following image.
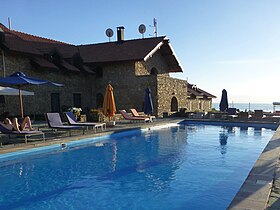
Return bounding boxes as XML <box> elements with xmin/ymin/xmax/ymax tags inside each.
<box><xmin>1</xmin><ymin>33</ymin><xmax>42</xmax><ymax>55</ymax></box>
<box><xmin>79</xmin><ymin>37</ymin><xmax>165</xmax><ymax>63</ymax></box>
<box><xmin>0</xmin><ymin>23</ymin><xmax>183</xmax><ymax>73</ymax></box>
<box><xmin>30</xmin><ymin>57</ymin><xmax>59</xmax><ymax>71</ymax></box>
<box><xmin>78</xmin><ymin>37</ymin><xmax>182</xmax><ymax>72</ymax></box>
<box><xmin>0</xmin><ymin>23</ymin><xmax>64</xmax><ymax>44</ymax></box>
<box><xmin>188</xmin><ymin>84</ymin><xmax>216</xmax><ymax>98</ymax></box>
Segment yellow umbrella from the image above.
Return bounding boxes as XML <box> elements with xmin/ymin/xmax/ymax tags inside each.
<box><xmin>102</xmin><ymin>84</ymin><xmax>116</xmax><ymax>121</ymax></box>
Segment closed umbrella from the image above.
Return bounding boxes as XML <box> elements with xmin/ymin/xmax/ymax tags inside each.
<box><xmin>102</xmin><ymin>84</ymin><xmax>116</xmax><ymax>121</ymax></box>
<box><xmin>0</xmin><ymin>71</ymin><xmax>63</xmax><ymax>118</ymax></box>
<box><xmin>219</xmin><ymin>89</ymin><xmax>228</xmax><ymax>112</ymax></box>
<box><xmin>144</xmin><ymin>88</ymin><xmax>153</xmax><ymax>115</ymax></box>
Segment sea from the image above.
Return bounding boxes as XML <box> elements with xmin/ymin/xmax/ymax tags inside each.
<box><xmin>212</xmin><ymin>103</ymin><xmax>278</xmax><ymax>113</ymax></box>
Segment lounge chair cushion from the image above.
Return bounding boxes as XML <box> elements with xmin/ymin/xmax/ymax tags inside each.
<box><xmin>119</xmin><ymin>110</ymin><xmax>150</xmax><ymax>122</ymax></box>
<box><xmin>46</xmin><ymin>113</ymin><xmax>84</xmax><ymax>129</ymax></box>
<box><xmin>64</xmin><ymin>112</ymin><xmax>106</xmax><ymax>129</ymax></box>
<box><xmin>130</xmin><ymin>108</ymin><xmax>156</xmax><ymax>120</ymax></box>
<box><xmin>0</xmin><ymin>123</ymin><xmax>45</xmax><ymax>143</ymax></box>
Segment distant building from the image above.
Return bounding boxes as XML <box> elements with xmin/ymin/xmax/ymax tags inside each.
<box><xmin>187</xmin><ymin>84</ymin><xmax>216</xmax><ymax>111</ymax></box>
<box><xmin>0</xmin><ymin>23</ymin><xmax>214</xmax><ymax>118</ymax></box>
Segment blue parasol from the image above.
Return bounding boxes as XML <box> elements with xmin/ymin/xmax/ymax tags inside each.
<box><xmin>143</xmin><ymin>88</ymin><xmax>153</xmax><ymax>115</ymax></box>
<box><xmin>0</xmin><ymin>71</ymin><xmax>63</xmax><ymax>118</ymax></box>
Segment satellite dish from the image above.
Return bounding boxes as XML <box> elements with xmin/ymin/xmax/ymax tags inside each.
<box><xmin>105</xmin><ymin>28</ymin><xmax>114</xmax><ymax>42</ymax></box>
<box><xmin>138</xmin><ymin>24</ymin><xmax>146</xmax><ymax>38</ymax></box>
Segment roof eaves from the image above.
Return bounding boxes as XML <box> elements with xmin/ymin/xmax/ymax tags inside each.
<box><xmin>165</xmin><ymin>39</ymin><xmax>183</xmax><ymax>72</ymax></box>
<box><xmin>143</xmin><ymin>41</ymin><xmax>164</xmax><ymax>61</ymax></box>
<box><xmin>197</xmin><ymin>88</ymin><xmax>216</xmax><ymax>98</ymax></box>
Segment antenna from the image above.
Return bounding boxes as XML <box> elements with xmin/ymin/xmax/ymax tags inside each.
<box><xmin>138</xmin><ymin>24</ymin><xmax>146</xmax><ymax>38</ymax></box>
<box><xmin>105</xmin><ymin>28</ymin><xmax>114</xmax><ymax>42</ymax></box>
<box><xmin>8</xmin><ymin>17</ymin><xmax>11</xmax><ymax>30</ymax></box>
<box><xmin>149</xmin><ymin>18</ymin><xmax>157</xmax><ymax>37</ymax></box>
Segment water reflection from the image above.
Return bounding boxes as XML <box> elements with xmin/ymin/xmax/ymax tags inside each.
<box><xmin>219</xmin><ymin>132</ymin><xmax>228</xmax><ymax>155</ymax></box>
<box><xmin>240</xmin><ymin>126</ymin><xmax>249</xmax><ymax>134</ymax></box>
<box><xmin>131</xmin><ymin>126</ymin><xmax>188</xmax><ymax>190</ymax></box>
<box><xmin>224</xmin><ymin>126</ymin><xmax>236</xmax><ymax>134</ymax></box>
<box><xmin>254</xmin><ymin>127</ymin><xmax>262</xmax><ymax>137</ymax></box>
<box><xmin>112</xmin><ymin>142</ymin><xmax>117</xmax><ymax>172</ymax></box>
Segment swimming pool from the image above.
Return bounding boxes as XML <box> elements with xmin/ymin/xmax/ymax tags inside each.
<box><xmin>0</xmin><ymin>123</ymin><xmax>275</xmax><ymax>209</ymax></box>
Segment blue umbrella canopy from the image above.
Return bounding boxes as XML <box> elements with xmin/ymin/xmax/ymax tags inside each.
<box><xmin>0</xmin><ymin>72</ymin><xmax>63</xmax><ymax>86</ymax></box>
<box><xmin>219</xmin><ymin>89</ymin><xmax>229</xmax><ymax>112</ymax></box>
<box><xmin>0</xmin><ymin>71</ymin><xmax>63</xmax><ymax>118</ymax></box>
<box><xmin>144</xmin><ymin>88</ymin><xmax>153</xmax><ymax>115</ymax></box>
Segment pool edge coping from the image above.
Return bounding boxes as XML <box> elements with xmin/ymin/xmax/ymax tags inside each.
<box><xmin>227</xmin><ymin>124</ymin><xmax>280</xmax><ymax>209</ymax></box>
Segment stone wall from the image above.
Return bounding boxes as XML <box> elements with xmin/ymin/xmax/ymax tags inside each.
<box><xmin>91</xmin><ymin>51</ymin><xmax>190</xmax><ymax>117</ymax></box>
<box><xmin>93</xmin><ymin>62</ymin><xmax>157</xmax><ymax>115</ymax></box>
<box><xmin>0</xmin><ymin>49</ymin><xmax>212</xmax><ymax>118</ymax></box>
<box><xmin>0</xmin><ymin>52</ymin><xmax>95</xmax><ymax>117</ymax></box>
<box><xmin>186</xmin><ymin>98</ymin><xmax>212</xmax><ymax>112</ymax></box>
<box><xmin>135</xmin><ymin>51</ymin><xmax>170</xmax><ymax>76</ymax></box>
<box><xmin>157</xmin><ymin>75</ymin><xmax>188</xmax><ymax>117</ymax></box>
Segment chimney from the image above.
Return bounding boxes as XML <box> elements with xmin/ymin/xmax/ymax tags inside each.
<box><xmin>117</xmin><ymin>26</ymin><xmax>125</xmax><ymax>43</ymax></box>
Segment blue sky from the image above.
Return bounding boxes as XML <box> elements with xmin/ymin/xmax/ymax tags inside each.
<box><xmin>1</xmin><ymin>0</ymin><xmax>280</xmax><ymax>103</ymax></box>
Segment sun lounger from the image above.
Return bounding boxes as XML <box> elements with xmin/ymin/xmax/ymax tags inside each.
<box><xmin>253</xmin><ymin>110</ymin><xmax>266</xmax><ymax>119</ymax></box>
<box><xmin>45</xmin><ymin>113</ymin><xmax>85</xmax><ymax>136</ymax></box>
<box><xmin>0</xmin><ymin>123</ymin><xmax>45</xmax><ymax>144</ymax></box>
<box><xmin>64</xmin><ymin>112</ymin><xmax>106</xmax><ymax>132</ymax></box>
<box><xmin>237</xmin><ymin>111</ymin><xmax>251</xmax><ymax>120</ymax></box>
<box><xmin>130</xmin><ymin>108</ymin><xmax>155</xmax><ymax>121</ymax></box>
<box><xmin>119</xmin><ymin>110</ymin><xmax>150</xmax><ymax>123</ymax></box>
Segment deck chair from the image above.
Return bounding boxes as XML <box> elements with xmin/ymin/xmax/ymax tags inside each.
<box><xmin>221</xmin><ymin>108</ymin><xmax>238</xmax><ymax>120</ymax></box>
<box><xmin>64</xmin><ymin>112</ymin><xmax>106</xmax><ymax>132</ymax></box>
<box><xmin>119</xmin><ymin>110</ymin><xmax>150</xmax><ymax>123</ymax></box>
<box><xmin>254</xmin><ymin>110</ymin><xmax>265</xmax><ymax>119</ymax></box>
<box><xmin>130</xmin><ymin>108</ymin><xmax>155</xmax><ymax>121</ymax></box>
<box><xmin>237</xmin><ymin>111</ymin><xmax>251</xmax><ymax>120</ymax></box>
<box><xmin>0</xmin><ymin>123</ymin><xmax>45</xmax><ymax>144</ymax></box>
<box><xmin>45</xmin><ymin>113</ymin><xmax>85</xmax><ymax>136</ymax></box>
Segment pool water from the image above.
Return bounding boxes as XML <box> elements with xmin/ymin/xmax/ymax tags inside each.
<box><xmin>0</xmin><ymin>124</ymin><xmax>275</xmax><ymax>210</ymax></box>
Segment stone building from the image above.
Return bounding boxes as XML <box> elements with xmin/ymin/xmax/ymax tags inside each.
<box><xmin>187</xmin><ymin>84</ymin><xmax>216</xmax><ymax>111</ymax></box>
<box><xmin>0</xmin><ymin>23</ymin><xmax>214</xmax><ymax>118</ymax></box>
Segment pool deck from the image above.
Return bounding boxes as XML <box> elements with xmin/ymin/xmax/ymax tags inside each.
<box><xmin>1</xmin><ymin>117</ymin><xmax>280</xmax><ymax>209</ymax></box>
<box><xmin>0</xmin><ymin>118</ymin><xmax>181</xmax><ymax>154</ymax></box>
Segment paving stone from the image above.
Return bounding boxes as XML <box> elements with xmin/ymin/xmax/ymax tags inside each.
<box><xmin>228</xmin><ymin>196</ymin><xmax>267</xmax><ymax>210</ymax></box>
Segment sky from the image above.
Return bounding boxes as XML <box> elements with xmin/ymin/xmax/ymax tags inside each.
<box><xmin>1</xmin><ymin>0</ymin><xmax>280</xmax><ymax>104</ymax></box>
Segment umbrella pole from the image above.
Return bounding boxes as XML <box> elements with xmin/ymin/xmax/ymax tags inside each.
<box><xmin>19</xmin><ymin>88</ymin><xmax>24</xmax><ymax>118</ymax></box>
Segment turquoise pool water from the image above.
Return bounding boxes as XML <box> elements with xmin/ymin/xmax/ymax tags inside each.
<box><xmin>0</xmin><ymin>124</ymin><xmax>275</xmax><ymax>209</ymax></box>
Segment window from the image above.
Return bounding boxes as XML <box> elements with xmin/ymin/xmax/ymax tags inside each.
<box><xmin>199</xmin><ymin>101</ymin><xmax>203</xmax><ymax>110</ymax></box>
<box><xmin>150</xmin><ymin>67</ymin><xmax>158</xmax><ymax>75</ymax></box>
<box><xmin>51</xmin><ymin>93</ymin><xmax>60</xmax><ymax>112</ymax></box>
<box><xmin>73</xmin><ymin>93</ymin><xmax>81</xmax><ymax>108</ymax></box>
<box><xmin>49</xmin><ymin>50</ymin><xmax>63</xmax><ymax>65</ymax></box>
<box><xmin>95</xmin><ymin>66</ymin><xmax>103</xmax><ymax>78</ymax></box>
<box><xmin>0</xmin><ymin>95</ymin><xmax>5</xmax><ymax>104</ymax></box>
<box><xmin>96</xmin><ymin>93</ymin><xmax>103</xmax><ymax>108</ymax></box>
